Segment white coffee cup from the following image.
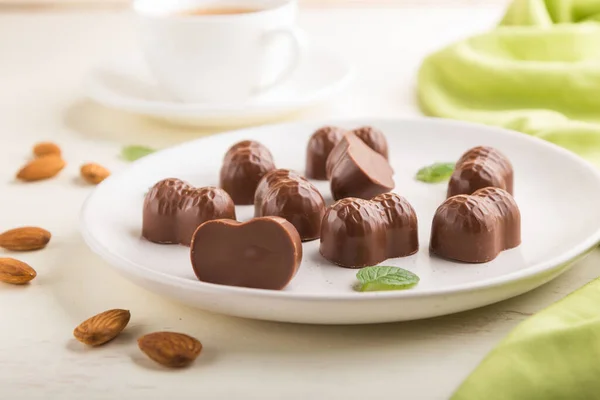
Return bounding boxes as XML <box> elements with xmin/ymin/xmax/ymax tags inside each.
<box><xmin>133</xmin><ymin>0</ymin><xmax>306</xmax><ymax>103</ymax></box>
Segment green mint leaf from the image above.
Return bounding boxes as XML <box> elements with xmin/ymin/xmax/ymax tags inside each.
<box><xmin>121</xmin><ymin>145</ymin><xmax>156</xmax><ymax>162</ymax></box>
<box><xmin>356</xmin><ymin>266</ymin><xmax>419</xmax><ymax>292</ymax></box>
<box><xmin>415</xmin><ymin>162</ymin><xmax>455</xmax><ymax>183</ymax></box>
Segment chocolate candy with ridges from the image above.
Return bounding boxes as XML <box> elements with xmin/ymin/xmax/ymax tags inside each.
<box><xmin>143</xmin><ymin>178</ymin><xmax>236</xmax><ymax>246</ymax></box>
<box><xmin>305</xmin><ymin>126</ymin><xmax>346</xmax><ymax>180</ymax></box>
<box><xmin>219</xmin><ymin>140</ymin><xmax>276</xmax><ymax>205</ymax></box>
<box><xmin>254</xmin><ymin>169</ymin><xmax>325</xmax><ymax>241</ymax></box>
<box><xmin>320</xmin><ymin>193</ymin><xmax>418</xmax><ymax>268</ymax></box>
<box><xmin>352</xmin><ymin>126</ymin><xmax>389</xmax><ymax>159</ymax></box>
<box><xmin>448</xmin><ymin>146</ymin><xmax>513</xmax><ymax>198</ymax></box>
<box><xmin>190</xmin><ymin>217</ymin><xmax>302</xmax><ymax>290</ymax></box>
<box><xmin>326</xmin><ymin>132</ymin><xmax>395</xmax><ymax>200</ymax></box>
<box><xmin>431</xmin><ymin>187</ymin><xmax>521</xmax><ymax>263</ymax></box>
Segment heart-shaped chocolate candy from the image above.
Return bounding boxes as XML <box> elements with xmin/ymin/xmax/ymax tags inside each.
<box><xmin>143</xmin><ymin>178</ymin><xmax>236</xmax><ymax>246</ymax></box>
<box><xmin>431</xmin><ymin>187</ymin><xmax>521</xmax><ymax>263</ymax></box>
<box><xmin>320</xmin><ymin>193</ymin><xmax>418</xmax><ymax>268</ymax></box>
<box><xmin>191</xmin><ymin>217</ymin><xmax>302</xmax><ymax>290</ymax></box>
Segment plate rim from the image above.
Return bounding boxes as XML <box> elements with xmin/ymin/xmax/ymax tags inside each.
<box><xmin>80</xmin><ymin>117</ymin><xmax>600</xmax><ymax>301</ymax></box>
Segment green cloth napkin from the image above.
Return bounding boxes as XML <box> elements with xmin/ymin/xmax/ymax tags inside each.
<box><xmin>452</xmin><ymin>276</ymin><xmax>600</xmax><ymax>399</ymax></box>
<box><xmin>419</xmin><ymin>1</ymin><xmax>600</xmax><ymax>398</ymax></box>
<box><xmin>418</xmin><ymin>0</ymin><xmax>600</xmax><ymax>166</ymax></box>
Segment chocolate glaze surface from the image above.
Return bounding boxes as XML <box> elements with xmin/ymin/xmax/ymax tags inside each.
<box><xmin>143</xmin><ymin>178</ymin><xmax>236</xmax><ymax>246</ymax></box>
<box><xmin>254</xmin><ymin>169</ymin><xmax>325</xmax><ymax>241</ymax></box>
<box><xmin>448</xmin><ymin>146</ymin><xmax>513</xmax><ymax>198</ymax></box>
<box><xmin>431</xmin><ymin>187</ymin><xmax>521</xmax><ymax>263</ymax></box>
<box><xmin>190</xmin><ymin>217</ymin><xmax>302</xmax><ymax>290</ymax></box>
<box><xmin>219</xmin><ymin>140</ymin><xmax>276</xmax><ymax>205</ymax></box>
<box><xmin>305</xmin><ymin>126</ymin><xmax>346</xmax><ymax>180</ymax></box>
<box><xmin>352</xmin><ymin>126</ymin><xmax>389</xmax><ymax>159</ymax></box>
<box><xmin>326</xmin><ymin>132</ymin><xmax>395</xmax><ymax>200</ymax></box>
<box><xmin>320</xmin><ymin>193</ymin><xmax>418</xmax><ymax>268</ymax></box>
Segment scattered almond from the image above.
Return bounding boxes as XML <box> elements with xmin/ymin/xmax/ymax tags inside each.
<box><xmin>16</xmin><ymin>155</ymin><xmax>66</xmax><ymax>182</ymax></box>
<box><xmin>73</xmin><ymin>309</ymin><xmax>131</xmax><ymax>346</ymax></box>
<box><xmin>33</xmin><ymin>142</ymin><xmax>61</xmax><ymax>158</ymax></box>
<box><xmin>0</xmin><ymin>258</ymin><xmax>37</xmax><ymax>284</ymax></box>
<box><xmin>80</xmin><ymin>163</ymin><xmax>110</xmax><ymax>185</ymax></box>
<box><xmin>138</xmin><ymin>332</ymin><xmax>202</xmax><ymax>368</ymax></box>
<box><xmin>0</xmin><ymin>227</ymin><xmax>51</xmax><ymax>251</ymax></box>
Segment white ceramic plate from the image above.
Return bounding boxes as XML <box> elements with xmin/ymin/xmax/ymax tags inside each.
<box><xmin>86</xmin><ymin>45</ymin><xmax>354</xmax><ymax>127</ymax></box>
<box><xmin>80</xmin><ymin>118</ymin><xmax>600</xmax><ymax>324</ymax></box>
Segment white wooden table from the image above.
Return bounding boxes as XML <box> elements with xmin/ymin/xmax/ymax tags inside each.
<box><xmin>1</xmin><ymin>5</ymin><xmax>598</xmax><ymax>399</ymax></box>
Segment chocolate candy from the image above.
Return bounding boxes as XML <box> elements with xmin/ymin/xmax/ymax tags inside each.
<box><xmin>326</xmin><ymin>132</ymin><xmax>395</xmax><ymax>200</ymax></box>
<box><xmin>305</xmin><ymin>126</ymin><xmax>346</xmax><ymax>180</ymax></box>
<box><xmin>320</xmin><ymin>193</ymin><xmax>418</xmax><ymax>268</ymax></box>
<box><xmin>254</xmin><ymin>169</ymin><xmax>325</xmax><ymax>241</ymax></box>
<box><xmin>431</xmin><ymin>187</ymin><xmax>521</xmax><ymax>263</ymax></box>
<box><xmin>448</xmin><ymin>146</ymin><xmax>513</xmax><ymax>198</ymax></box>
<box><xmin>219</xmin><ymin>140</ymin><xmax>276</xmax><ymax>205</ymax></box>
<box><xmin>190</xmin><ymin>217</ymin><xmax>302</xmax><ymax>290</ymax></box>
<box><xmin>352</xmin><ymin>126</ymin><xmax>389</xmax><ymax>159</ymax></box>
<box><xmin>143</xmin><ymin>178</ymin><xmax>236</xmax><ymax>246</ymax></box>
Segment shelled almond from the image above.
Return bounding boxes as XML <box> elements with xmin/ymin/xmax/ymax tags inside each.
<box><xmin>16</xmin><ymin>155</ymin><xmax>66</xmax><ymax>182</ymax></box>
<box><xmin>73</xmin><ymin>309</ymin><xmax>131</xmax><ymax>346</ymax></box>
<box><xmin>33</xmin><ymin>142</ymin><xmax>61</xmax><ymax>158</ymax></box>
<box><xmin>80</xmin><ymin>163</ymin><xmax>110</xmax><ymax>185</ymax></box>
<box><xmin>0</xmin><ymin>258</ymin><xmax>37</xmax><ymax>284</ymax></box>
<box><xmin>0</xmin><ymin>227</ymin><xmax>51</xmax><ymax>251</ymax></box>
<box><xmin>138</xmin><ymin>332</ymin><xmax>203</xmax><ymax>368</ymax></box>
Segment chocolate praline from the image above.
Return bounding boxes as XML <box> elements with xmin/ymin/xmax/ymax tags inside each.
<box><xmin>305</xmin><ymin>126</ymin><xmax>346</xmax><ymax>180</ymax></box>
<box><xmin>326</xmin><ymin>132</ymin><xmax>395</xmax><ymax>200</ymax></box>
<box><xmin>352</xmin><ymin>126</ymin><xmax>389</xmax><ymax>159</ymax></box>
<box><xmin>320</xmin><ymin>193</ymin><xmax>418</xmax><ymax>268</ymax></box>
<box><xmin>142</xmin><ymin>178</ymin><xmax>236</xmax><ymax>246</ymax></box>
<box><xmin>255</xmin><ymin>169</ymin><xmax>325</xmax><ymax>241</ymax></box>
<box><xmin>431</xmin><ymin>187</ymin><xmax>521</xmax><ymax>263</ymax></box>
<box><xmin>448</xmin><ymin>146</ymin><xmax>513</xmax><ymax>197</ymax></box>
<box><xmin>190</xmin><ymin>216</ymin><xmax>303</xmax><ymax>290</ymax></box>
<box><xmin>219</xmin><ymin>140</ymin><xmax>276</xmax><ymax>205</ymax></box>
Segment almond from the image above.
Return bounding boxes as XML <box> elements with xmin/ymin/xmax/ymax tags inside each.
<box><xmin>33</xmin><ymin>142</ymin><xmax>61</xmax><ymax>158</ymax></box>
<box><xmin>0</xmin><ymin>258</ymin><xmax>37</xmax><ymax>284</ymax></box>
<box><xmin>73</xmin><ymin>309</ymin><xmax>131</xmax><ymax>346</ymax></box>
<box><xmin>0</xmin><ymin>227</ymin><xmax>51</xmax><ymax>251</ymax></box>
<box><xmin>16</xmin><ymin>155</ymin><xmax>66</xmax><ymax>182</ymax></box>
<box><xmin>80</xmin><ymin>163</ymin><xmax>110</xmax><ymax>185</ymax></box>
<box><xmin>138</xmin><ymin>332</ymin><xmax>202</xmax><ymax>368</ymax></box>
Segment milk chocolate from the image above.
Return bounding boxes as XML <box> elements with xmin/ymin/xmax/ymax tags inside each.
<box><xmin>431</xmin><ymin>187</ymin><xmax>521</xmax><ymax>263</ymax></box>
<box><xmin>352</xmin><ymin>126</ymin><xmax>389</xmax><ymax>159</ymax></box>
<box><xmin>448</xmin><ymin>146</ymin><xmax>513</xmax><ymax>198</ymax></box>
<box><xmin>190</xmin><ymin>217</ymin><xmax>302</xmax><ymax>290</ymax></box>
<box><xmin>305</xmin><ymin>126</ymin><xmax>346</xmax><ymax>180</ymax></box>
<box><xmin>254</xmin><ymin>169</ymin><xmax>325</xmax><ymax>241</ymax></box>
<box><xmin>220</xmin><ymin>140</ymin><xmax>276</xmax><ymax>205</ymax></box>
<box><xmin>320</xmin><ymin>193</ymin><xmax>418</xmax><ymax>268</ymax></box>
<box><xmin>326</xmin><ymin>132</ymin><xmax>395</xmax><ymax>200</ymax></box>
<box><xmin>143</xmin><ymin>178</ymin><xmax>236</xmax><ymax>246</ymax></box>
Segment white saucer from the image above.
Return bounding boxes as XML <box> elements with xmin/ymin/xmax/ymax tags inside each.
<box><xmin>80</xmin><ymin>118</ymin><xmax>600</xmax><ymax>324</ymax></box>
<box><xmin>86</xmin><ymin>46</ymin><xmax>354</xmax><ymax>127</ymax></box>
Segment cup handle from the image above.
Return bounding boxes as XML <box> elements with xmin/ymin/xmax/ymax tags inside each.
<box><xmin>254</xmin><ymin>27</ymin><xmax>307</xmax><ymax>94</ymax></box>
